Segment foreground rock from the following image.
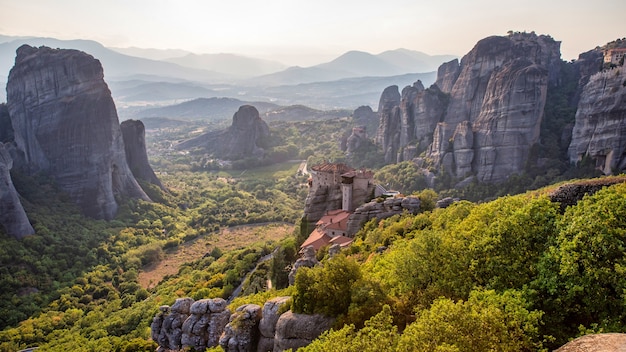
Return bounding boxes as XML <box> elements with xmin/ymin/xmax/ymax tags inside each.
<box><xmin>273</xmin><ymin>311</ymin><xmax>335</xmax><ymax>352</ymax></box>
<box><xmin>555</xmin><ymin>333</ymin><xmax>626</xmax><ymax>352</ymax></box>
<box><xmin>6</xmin><ymin>45</ymin><xmax>150</xmax><ymax>219</ymax></box>
<box><xmin>151</xmin><ymin>296</ymin><xmax>332</xmax><ymax>352</ymax></box>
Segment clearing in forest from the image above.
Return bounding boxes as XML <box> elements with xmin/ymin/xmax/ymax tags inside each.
<box><xmin>138</xmin><ymin>223</ymin><xmax>294</xmax><ymax>289</ymax></box>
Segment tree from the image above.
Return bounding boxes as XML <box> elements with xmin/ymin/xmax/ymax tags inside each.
<box><xmin>397</xmin><ymin>289</ymin><xmax>544</xmax><ymax>352</ymax></box>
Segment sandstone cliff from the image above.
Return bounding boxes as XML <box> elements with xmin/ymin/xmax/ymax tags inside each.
<box><xmin>377</xmin><ymin>32</ymin><xmax>562</xmax><ymax>182</ymax></box>
<box><xmin>175</xmin><ymin>105</ymin><xmax>270</xmax><ymax>160</ymax></box>
<box><xmin>568</xmin><ymin>65</ymin><xmax>626</xmax><ymax>174</ymax></box>
<box><xmin>0</xmin><ymin>143</ymin><xmax>34</xmax><ymax>239</ymax></box>
<box><xmin>120</xmin><ymin>119</ymin><xmax>165</xmax><ymax>190</ymax></box>
<box><xmin>6</xmin><ymin>45</ymin><xmax>150</xmax><ymax>219</ymax></box>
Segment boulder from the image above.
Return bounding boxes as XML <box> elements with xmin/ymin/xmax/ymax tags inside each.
<box><xmin>288</xmin><ymin>247</ymin><xmax>319</xmax><ymax>286</ymax></box>
<box><xmin>554</xmin><ymin>333</ymin><xmax>626</xmax><ymax>352</ymax></box>
<box><xmin>219</xmin><ymin>304</ymin><xmax>262</xmax><ymax>352</ymax></box>
<box><xmin>257</xmin><ymin>296</ymin><xmax>291</xmax><ymax>352</ymax></box>
<box><xmin>273</xmin><ymin>311</ymin><xmax>335</xmax><ymax>352</ymax></box>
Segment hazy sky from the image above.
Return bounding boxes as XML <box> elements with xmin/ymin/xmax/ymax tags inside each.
<box><xmin>1</xmin><ymin>0</ymin><xmax>623</xmax><ymax>66</ymax></box>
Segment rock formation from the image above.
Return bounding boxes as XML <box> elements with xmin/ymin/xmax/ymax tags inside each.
<box><xmin>0</xmin><ymin>143</ymin><xmax>34</xmax><ymax>239</ymax></box>
<box><xmin>258</xmin><ymin>296</ymin><xmax>291</xmax><ymax>352</ymax></box>
<box><xmin>219</xmin><ymin>304</ymin><xmax>262</xmax><ymax>352</ymax></box>
<box><xmin>151</xmin><ymin>296</ymin><xmax>329</xmax><ymax>352</ymax></box>
<box><xmin>181</xmin><ymin>298</ymin><xmax>230</xmax><ymax>351</ymax></box>
<box><xmin>345</xmin><ymin>196</ymin><xmax>420</xmax><ymax>236</ymax></box>
<box><xmin>288</xmin><ymin>246</ymin><xmax>319</xmax><ymax>286</ymax></box>
<box><xmin>152</xmin><ymin>297</ymin><xmax>230</xmax><ymax>352</ymax></box>
<box><xmin>548</xmin><ymin>176</ymin><xmax>626</xmax><ymax>212</ymax></box>
<box><xmin>376</xmin><ymin>32</ymin><xmax>562</xmax><ymax>182</ymax></box>
<box><xmin>5</xmin><ymin>45</ymin><xmax>150</xmax><ymax>219</ymax></box>
<box><xmin>554</xmin><ymin>333</ymin><xmax>626</xmax><ymax>352</ymax></box>
<box><xmin>175</xmin><ymin>105</ymin><xmax>270</xmax><ymax>160</ymax></box>
<box><xmin>568</xmin><ymin>64</ymin><xmax>626</xmax><ymax>174</ymax></box>
<box><xmin>273</xmin><ymin>311</ymin><xmax>335</xmax><ymax>352</ymax></box>
<box><xmin>120</xmin><ymin>119</ymin><xmax>165</xmax><ymax>190</ymax></box>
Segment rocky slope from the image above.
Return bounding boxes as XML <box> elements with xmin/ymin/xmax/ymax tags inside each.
<box><xmin>568</xmin><ymin>64</ymin><xmax>626</xmax><ymax>174</ymax></box>
<box><xmin>120</xmin><ymin>119</ymin><xmax>165</xmax><ymax>190</ymax></box>
<box><xmin>5</xmin><ymin>45</ymin><xmax>150</xmax><ymax>220</ymax></box>
<box><xmin>175</xmin><ymin>105</ymin><xmax>270</xmax><ymax>160</ymax></box>
<box><xmin>377</xmin><ymin>32</ymin><xmax>562</xmax><ymax>182</ymax></box>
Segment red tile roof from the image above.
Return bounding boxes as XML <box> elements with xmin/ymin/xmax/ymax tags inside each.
<box><xmin>310</xmin><ymin>162</ymin><xmax>354</xmax><ymax>174</ymax></box>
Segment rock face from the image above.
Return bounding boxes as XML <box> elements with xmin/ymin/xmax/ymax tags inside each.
<box><xmin>258</xmin><ymin>296</ymin><xmax>291</xmax><ymax>352</ymax></box>
<box><xmin>0</xmin><ymin>143</ymin><xmax>34</xmax><ymax>239</ymax></box>
<box><xmin>120</xmin><ymin>119</ymin><xmax>165</xmax><ymax>190</ymax></box>
<box><xmin>548</xmin><ymin>177</ymin><xmax>626</xmax><ymax>212</ymax></box>
<box><xmin>273</xmin><ymin>311</ymin><xmax>335</xmax><ymax>352</ymax></box>
<box><xmin>554</xmin><ymin>333</ymin><xmax>626</xmax><ymax>352</ymax></box>
<box><xmin>151</xmin><ymin>297</ymin><xmax>230</xmax><ymax>352</ymax></box>
<box><xmin>176</xmin><ymin>105</ymin><xmax>270</xmax><ymax>160</ymax></box>
<box><xmin>376</xmin><ymin>32</ymin><xmax>562</xmax><ymax>182</ymax></box>
<box><xmin>219</xmin><ymin>304</ymin><xmax>262</xmax><ymax>352</ymax></box>
<box><xmin>345</xmin><ymin>196</ymin><xmax>421</xmax><ymax>236</ymax></box>
<box><xmin>6</xmin><ymin>45</ymin><xmax>150</xmax><ymax>219</ymax></box>
<box><xmin>568</xmin><ymin>65</ymin><xmax>626</xmax><ymax>174</ymax></box>
<box><xmin>151</xmin><ymin>296</ymin><xmax>333</xmax><ymax>352</ymax></box>
<box><xmin>288</xmin><ymin>246</ymin><xmax>319</xmax><ymax>286</ymax></box>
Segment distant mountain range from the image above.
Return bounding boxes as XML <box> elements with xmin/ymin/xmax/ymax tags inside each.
<box><xmin>0</xmin><ymin>34</ymin><xmax>455</xmax><ymax>109</ymax></box>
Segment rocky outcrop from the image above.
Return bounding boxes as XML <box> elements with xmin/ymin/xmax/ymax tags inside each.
<box><xmin>375</xmin><ymin>86</ymin><xmax>402</xmax><ymax>163</ymax></box>
<box><xmin>151</xmin><ymin>297</ymin><xmax>230</xmax><ymax>352</ymax></box>
<box><xmin>0</xmin><ymin>143</ymin><xmax>34</xmax><ymax>239</ymax></box>
<box><xmin>176</xmin><ymin>105</ymin><xmax>270</xmax><ymax>160</ymax></box>
<box><xmin>554</xmin><ymin>333</ymin><xmax>626</xmax><ymax>352</ymax></box>
<box><xmin>181</xmin><ymin>298</ymin><xmax>230</xmax><ymax>351</ymax></box>
<box><xmin>548</xmin><ymin>177</ymin><xmax>626</xmax><ymax>212</ymax></box>
<box><xmin>219</xmin><ymin>304</ymin><xmax>262</xmax><ymax>352</ymax></box>
<box><xmin>258</xmin><ymin>297</ymin><xmax>291</xmax><ymax>352</ymax></box>
<box><xmin>352</xmin><ymin>105</ymin><xmax>379</xmax><ymax>139</ymax></box>
<box><xmin>151</xmin><ymin>298</ymin><xmax>195</xmax><ymax>351</ymax></box>
<box><xmin>346</xmin><ymin>196</ymin><xmax>420</xmax><ymax>236</ymax></box>
<box><xmin>273</xmin><ymin>311</ymin><xmax>335</xmax><ymax>352</ymax></box>
<box><xmin>376</xmin><ymin>32</ymin><xmax>562</xmax><ymax>182</ymax></box>
<box><xmin>120</xmin><ymin>119</ymin><xmax>165</xmax><ymax>190</ymax></box>
<box><xmin>6</xmin><ymin>45</ymin><xmax>149</xmax><ymax>219</ymax></box>
<box><xmin>151</xmin><ymin>296</ymin><xmax>330</xmax><ymax>352</ymax></box>
<box><xmin>288</xmin><ymin>246</ymin><xmax>319</xmax><ymax>286</ymax></box>
<box><xmin>568</xmin><ymin>65</ymin><xmax>626</xmax><ymax>174</ymax></box>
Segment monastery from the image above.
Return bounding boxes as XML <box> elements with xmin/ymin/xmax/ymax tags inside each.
<box><xmin>301</xmin><ymin>162</ymin><xmax>376</xmax><ymax>251</ymax></box>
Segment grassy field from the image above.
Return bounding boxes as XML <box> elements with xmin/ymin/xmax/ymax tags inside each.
<box><xmin>138</xmin><ymin>222</ymin><xmax>295</xmax><ymax>289</ymax></box>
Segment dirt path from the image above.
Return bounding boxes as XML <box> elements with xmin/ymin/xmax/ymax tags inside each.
<box><xmin>138</xmin><ymin>223</ymin><xmax>295</xmax><ymax>289</ymax></box>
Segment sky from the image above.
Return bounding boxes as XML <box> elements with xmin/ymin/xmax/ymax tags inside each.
<box><xmin>1</xmin><ymin>0</ymin><xmax>624</xmax><ymax>66</ymax></box>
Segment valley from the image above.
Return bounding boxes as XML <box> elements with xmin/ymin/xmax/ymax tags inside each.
<box><xmin>0</xmin><ymin>31</ymin><xmax>625</xmax><ymax>352</ymax></box>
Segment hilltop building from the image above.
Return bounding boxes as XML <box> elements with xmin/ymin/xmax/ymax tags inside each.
<box><xmin>604</xmin><ymin>47</ymin><xmax>626</xmax><ymax>65</ymax></box>
<box><xmin>302</xmin><ymin>162</ymin><xmax>377</xmax><ymax>251</ymax></box>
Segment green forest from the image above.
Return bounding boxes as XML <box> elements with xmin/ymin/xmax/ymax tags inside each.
<box><xmin>1</xmin><ymin>103</ymin><xmax>625</xmax><ymax>351</ymax></box>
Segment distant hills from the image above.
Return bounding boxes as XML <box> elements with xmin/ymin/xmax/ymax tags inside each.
<box><xmin>0</xmin><ymin>34</ymin><xmax>455</xmax><ymax>110</ymax></box>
